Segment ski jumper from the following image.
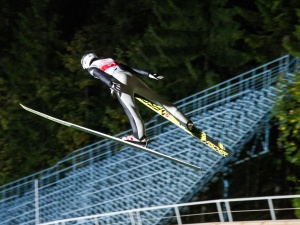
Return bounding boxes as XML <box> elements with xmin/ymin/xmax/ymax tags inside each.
<box><xmin>87</xmin><ymin>58</ymin><xmax>190</xmax><ymax>140</ymax></box>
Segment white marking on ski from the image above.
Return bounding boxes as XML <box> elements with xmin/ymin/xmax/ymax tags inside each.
<box><xmin>20</xmin><ymin>104</ymin><xmax>203</xmax><ymax>171</ymax></box>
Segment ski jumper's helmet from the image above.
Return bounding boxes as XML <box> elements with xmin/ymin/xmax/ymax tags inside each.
<box><xmin>81</xmin><ymin>53</ymin><xmax>98</xmax><ymax>69</ymax></box>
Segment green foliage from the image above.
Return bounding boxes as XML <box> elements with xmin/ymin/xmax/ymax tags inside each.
<box><xmin>283</xmin><ymin>9</ymin><xmax>300</xmax><ymax>57</ymax></box>
<box><xmin>236</xmin><ymin>0</ymin><xmax>300</xmax><ymax>63</ymax></box>
<box><xmin>272</xmin><ymin>72</ymin><xmax>300</xmax><ymax>218</ymax></box>
<box><xmin>0</xmin><ymin>0</ymin><xmax>68</xmax><ymax>184</ymax></box>
<box><xmin>273</xmin><ymin>73</ymin><xmax>300</xmax><ymax>166</ymax></box>
<box><xmin>294</xmin><ymin>197</ymin><xmax>300</xmax><ymax>218</ymax></box>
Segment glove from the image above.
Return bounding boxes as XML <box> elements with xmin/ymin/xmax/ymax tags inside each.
<box><xmin>110</xmin><ymin>82</ymin><xmax>121</xmax><ymax>96</ymax></box>
<box><xmin>149</xmin><ymin>73</ymin><xmax>164</xmax><ymax>80</ymax></box>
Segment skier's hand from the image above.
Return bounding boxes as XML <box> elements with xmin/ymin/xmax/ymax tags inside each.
<box><xmin>149</xmin><ymin>74</ymin><xmax>164</xmax><ymax>80</ymax></box>
<box><xmin>110</xmin><ymin>82</ymin><xmax>121</xmax><ymax>96</ymax></box>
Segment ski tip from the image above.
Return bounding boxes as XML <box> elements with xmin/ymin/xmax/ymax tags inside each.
<box><xmin>20</xmin><ymin>103</ymin><xmax>33</xmax><ymax>113</ymax></box>
<box><xmin>20</xmin><ymin>103</ymin><xmax>29</xmax><ymax>111</ymax></box>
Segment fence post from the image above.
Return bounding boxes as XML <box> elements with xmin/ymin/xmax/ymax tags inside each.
<box><xmin>216</xmin><ymin>201</ymin><xmax>224</xmax><ymax>222</ymax></box>
<box><xmin>35</xmin><ymin>179</ymin><xmax>40</xmax><ymax>225</ymax></box>
<box><xmin>174</xmin><ymin>206</ymin><xmax>182</xmax><ymax>225</ymax></box>
<box><xmin>224</xmin><ymin>201</ymin><xmax>233</xmax><ymax>222</ymax></box>
<box><xmin>136</xmin><ymin>211</ymin><xmax>143</xmax><ymax>225</ymax></box>
<box><xmin>94</xmin><ymin>217</ymin><xmax>100</xmax><ymax>225</ymax></box>
<box><xmin>268</xmin><ymin>198</ymin><xmax>276</xmax><ymax>220</ymax></box>
<box><xmin>285</xmin><ymin>55</ymin><xmax>289</xmax><ymax>74</ymax></box>
<box><xmin>129</xmin><ymin>211</ymin><xmax>136</xmax><ymax>225</ymax></box>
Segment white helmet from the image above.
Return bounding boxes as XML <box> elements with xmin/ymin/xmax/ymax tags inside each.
<box><xmin>81</xmin><ymin>53</ymin><xmax>98</xmax><ymax>69</ymax></box>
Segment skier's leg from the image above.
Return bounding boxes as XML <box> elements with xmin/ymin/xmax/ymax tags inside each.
<box><xmin>111</xmin><ymin>71</ymin><xmax>147</xmax><ymax>140</ymax></box>
<box><xmin>117</xmin><ymin>93</ymin><xmax>146</xmax><ymax>140</ymax></box>
<box><xmin>135</xmin><ymin>80</ymin><xmax>190</xmax><ymax>126</ymax></box>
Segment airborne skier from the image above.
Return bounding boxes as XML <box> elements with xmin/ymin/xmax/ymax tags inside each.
<box><xmin>81</xmin><ymin>53</ymin><xmax>197</xmax><ymax>146</ymax></box>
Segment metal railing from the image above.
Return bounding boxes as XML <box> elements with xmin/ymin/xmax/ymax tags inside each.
<box><xmin>37</xmin><ymin>194</ymin><xmax>300</xmax><ymax>225</ymax></box>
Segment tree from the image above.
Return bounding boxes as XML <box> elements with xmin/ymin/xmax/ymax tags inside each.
<box><xmin>283</xmin><ymin>8</ymin><xmax>300</xmax><ymax>58</ymax></box>
<box><xmin>0</xmin><ymin>0</ymin><xmax>67</xmax><ymax>184</ymax></box>
<box><xmin>235</xmin><ymin>0</ymin><xmax>300</xmax><ymax>62</ymax></box>
<box><xmin>272</xmin><ymin>71</ymin><xmax>300</xmax><ymax>218</ymax></box>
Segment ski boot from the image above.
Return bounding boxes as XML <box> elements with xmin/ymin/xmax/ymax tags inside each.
<box><xmin>186</xmin><ymin>120</ymin><xmax>200</xmax><ymax>136</ymax></box>
<box><xmin>122</xmin><ymin>135</ymin><xmax>148</xmax><ymax>147</ymax></box>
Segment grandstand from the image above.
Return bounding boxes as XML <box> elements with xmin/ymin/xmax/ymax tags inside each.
<box><xmin>0</xmin><ymin>55</ymin><xmax>299</xmax><ymax>225</ymax></box>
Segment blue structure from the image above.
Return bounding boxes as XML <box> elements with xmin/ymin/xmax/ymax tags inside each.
<box><xmin>0</xmin><ymin>55</ymin><xmax>299</xmax><ymax>225</ymax></box>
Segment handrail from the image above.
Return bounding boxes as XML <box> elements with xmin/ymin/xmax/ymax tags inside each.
<box><xmin>37</xmin><ymin>194</ymin><xmax>300</xmax><ymax>225</ymax></box>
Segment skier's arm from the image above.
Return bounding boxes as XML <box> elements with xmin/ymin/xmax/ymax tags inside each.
<box><xmin>87</xmin><ymin>67</ymin><xmax>120</xmax><ymax>94</ymax></box>
<box><xmin>119</xmin><ymin>63</ymin><xmax>164</xmax><ymax>80</ymax></box>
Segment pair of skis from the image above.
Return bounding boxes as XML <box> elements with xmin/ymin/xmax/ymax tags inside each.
<box><xmin>20</xmin><ymin>97</ymin><xmax>230</xmax><ymax>171</ymax></box>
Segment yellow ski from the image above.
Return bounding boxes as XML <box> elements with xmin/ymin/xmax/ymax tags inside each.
<box><xmin>135</xmin><ymin>96</ymin><xmax>230</xmax><ymax>157</ymax></box>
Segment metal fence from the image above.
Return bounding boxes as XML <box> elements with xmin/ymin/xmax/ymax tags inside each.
<box><xmin>37</xmin><ymin>194</ymin><xmax>300</xmax><ymax>225</ymax></box>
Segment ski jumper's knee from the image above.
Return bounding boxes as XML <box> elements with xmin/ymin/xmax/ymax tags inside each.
<box><xmin>166</xmin><ymin>106</ymin><xmax>189</xmax><ymax>125</ymax></box>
